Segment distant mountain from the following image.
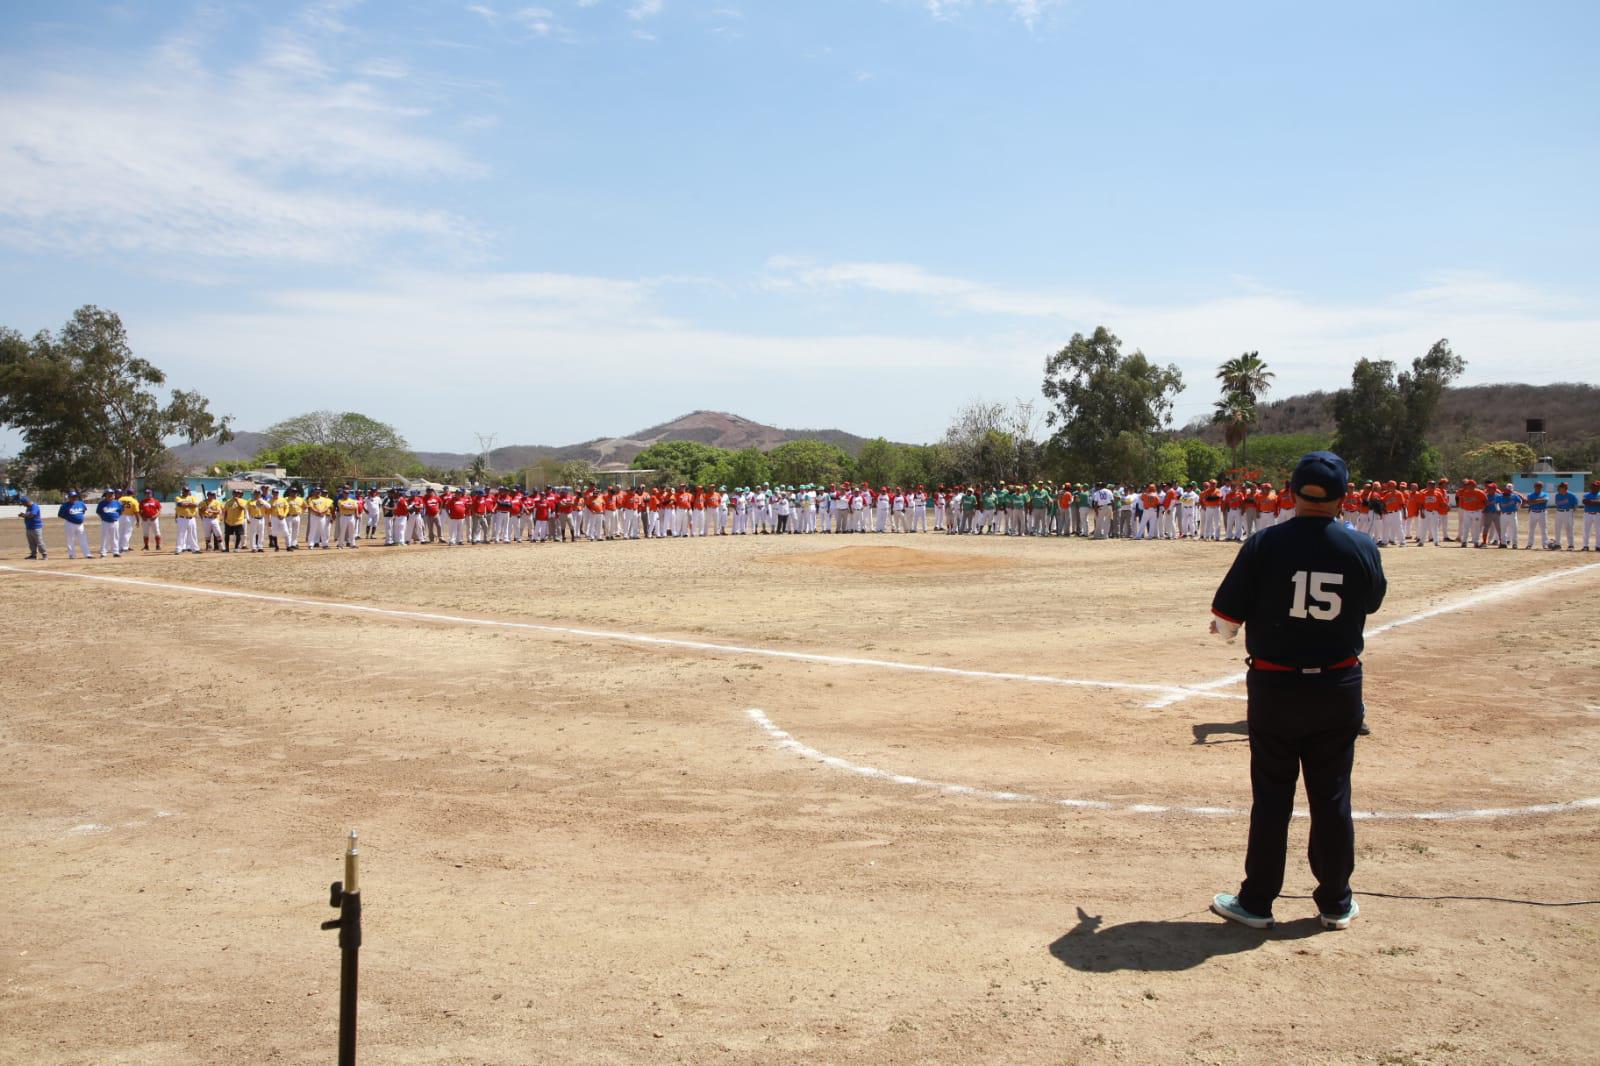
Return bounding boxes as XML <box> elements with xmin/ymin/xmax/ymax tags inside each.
<box><xmin>1181</xmin><ymin>382</ymin><xmax>1599</xmax><ymax>448</ymax></box>
<box><xmin>168</xmin><ymin>430</ymin><xmax>271</xmax><ymax>468</ymax></box>
<box><xmin>173</xmin><ymin>411</ymin><xmax>874</xmax><ymax>473</ymax></box>
<box><xmin>417</xmin><ymin>410</ymin><xmax>874</xmax><ymax>470</ymax></box>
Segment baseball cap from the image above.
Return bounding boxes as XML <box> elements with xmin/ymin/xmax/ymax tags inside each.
<box><xmin>1289</xmin><ymin>451</ymin><xmax>1349</xmax><ymax>500</ymax></box>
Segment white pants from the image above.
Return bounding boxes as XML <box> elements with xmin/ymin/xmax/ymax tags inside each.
<box><xmin>99</xmin><ymin>521</ymin><xmax>121</xmax><ymax>556</ymax></box>
<box><xmin>1525</xmin><ymin>511</ymin><xmax>1547</xmax><ymax>548</ymax></box>
<box><xmin>1138</xmin><ymin>510</ymin><xmax>1158</xmax><ymax>540</ymax></box>
<box><xmin>1552</xmin><ymin>511</ymin><xmax>1574</xmax><ymax>548</ymax></box>
<box><xmin>307</xmin><ymin>514</ymin><xmax>329</xmax><ymax>547</ymax></box>
<box><xmin>270</xmin><ymin>516</ymin><xmax>288</xmax><ymax>547</ymax></box>
<box><xmin>1459</xmin><ymin>510</ymin><xmax>1481</xmax><ymax>545</ymax></box>
<box><xmin>204</xmin><ymin>517</ymin><xmax>223</xmax><ymax>545</ymax></box>
<box><xmin>1200</xmin><ymin>509</ymin><xmax>1219</xmax><ymax>539</ymax></box>
<box><xmin>176</xmin><ymin>516</ymin><xmax>201</xmax><ymax>553</ymax></box>
<box><xmin>64</xmin><ymin>522</ymin><xmax>90</xmax><ymax>558</ymax></box>
<box><xmin>285</xmin><ymin>515</ymin><xmax>300</xmax><ymax>548</ymax></box>
<box><xmin>388</xmin><ymin>516</ymin><xmax>408</xmax><ymax>545</ymax></box>
<box><xmin>119</xmin><ymin>514</ymin><xmax>136</xmax><ymax>551</ymax></box>
<box><xmin>141</xmin><ymin>516</ymin><xmax>162</xmax><ymax>545</ymax></box>
<box><xmin>249</xmin><ymin>516</ymin><xmax>266</xmax><ymax>550</ymax></box>
<box><xmin>337</xmin><ymin>515</ymin><xmax>357</xmax><ymax>547</ymax></box>
<box><xmin>1499</xmin><ymin>513</ymin><xmax>1517</xmax><ymax>545</ymax></box>
<box><xmin>1584</xmin><ymin>513</ymin><xmax>1599</xmax><ymax>549</ymax></box>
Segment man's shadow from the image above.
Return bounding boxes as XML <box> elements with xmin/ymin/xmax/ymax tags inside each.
<box><xmin>1049</xmin><ymin>907</ymin><xmax>1320</xmax><ymax>972</ymax></box>
<box><xmin>1191</xmin><ymin>720</ymin><xmax>1249</xmax><ymax>745</ymax></box>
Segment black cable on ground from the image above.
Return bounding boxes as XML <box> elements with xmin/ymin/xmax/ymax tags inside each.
<box><xmin>1281</xmin><ymin>891</ymin><xmax>1600</xmax><ymax>908</ymax></box>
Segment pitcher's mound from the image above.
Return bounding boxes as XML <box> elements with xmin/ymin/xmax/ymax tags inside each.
<box><xmin>770</xmin><ymin>545</ymin><xmax>1013</xmax><ymax>574</ymax></box>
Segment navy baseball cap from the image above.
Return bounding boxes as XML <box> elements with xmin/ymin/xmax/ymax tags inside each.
<box><xmin>1290</xmin><ymin>451</ymin><xmax>1349</xmax><ymax>500</ymax></box>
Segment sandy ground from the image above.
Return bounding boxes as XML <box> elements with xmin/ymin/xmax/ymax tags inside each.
<box><xmin>1</xmin><ymin>522</ymin><xmax>1597</xmax><ymax>1064</ymax></box>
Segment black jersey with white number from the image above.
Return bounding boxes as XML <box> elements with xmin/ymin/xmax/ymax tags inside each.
<box><xmin>1211</xmin><ymin>515</ymin><xmax>1387</xmax><ymax>669</ymax></box>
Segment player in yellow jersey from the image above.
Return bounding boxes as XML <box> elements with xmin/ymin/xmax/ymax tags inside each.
<box><xmin>172</xmin><ymin>485</ymin><xmax>202</xmax><ymax>554</ymax></box>
<box><xmin>222</xmin><ymin>492</ymin><xmax>248</xmax><ymax>552</ymax></box>
<box><xmin>283</xmin><ymin>488</ymin><xmax>305</xmax><ymax>550</ymax></box>
<box><xmin>246</xmin><ymin>490</ymin><xmax>271</xmax><ymax>552</ymax></box>
<box><xmin>335</xmin><ymin>489</ymin><xmax>362</xmax><ymax>548</ymax></box>
<box><xmin>305</xmin><ymin>487</ymin><xmax>333</xmax><ymax>549</ymax></box>
<box><xmin>117</xmin><ymin>488</ymin><xmax>139</xmax><ymax>553</ymax></box>
<box><xmin>270</xmin><ymin>490</ymin><xmax>291</xmax><ymax>551</ymax></box>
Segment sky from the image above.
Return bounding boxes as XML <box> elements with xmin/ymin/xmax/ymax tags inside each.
<box><xmin>1</xmin><ymin>0</ymin><xmax>1597</xmax><ymax>453</ymax></box>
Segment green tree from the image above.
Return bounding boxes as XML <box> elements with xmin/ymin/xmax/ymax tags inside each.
<box><xmin>723</xmin><ymin>447</ymin><xmax>772</xmax><ymax>488</ymax></box>
<box><xmin>632</xmin><ymin>440</ymin><xmax>732</xmax><ymax>485</ymax></box>
<box><xmin>854</xmin><ymin>437</ymin><xmax>901</xmax><ymax>487</ymax></box>
<box><xmin>264</xmin><ymin>410</ymin><xmax>412</xmax><ymax>475</ymax></box>
<box><xmin>1175</xmin><ymin>438</ymin><xmax>1228</xmax><ymax>484</ymax></box>
<box><xmin>1330</xmin><ymin>339</ymin><xmax>1465</xmax><ymax>481</ymax></box>
<box><xmin>765</xmin><ymin>439</ymin><xmax>854</xmax><ymax>486</ymax></box>
<box><xmin>1456</xmin><ymin>441</ymin><xmax>1537</xmax><ymax>483</ymax></box>
<box><xmin>940</xmin><ymin>400</ymin><xmax>1043</xmax><ymax>485</ymax></box>
<box><xmin>1213</xmin><ymin>351</ymin><xmax>1274</xmax><ymax>464</ymax></box>
<box><xmin>1234</xmin><ymin>432</ymin><xmax>1333</xmax><ymax>484</ymax></box>
<box><xmin>1211</xmin><ymin>394</ymin><xmax>1256</xmax><ymax>464</ymax></box>
<box><xmin>553</xmin><ymin>458</ymin><xmax>596</xmax><ymax>486</ymax></box>
<box><xmin>1042</xmin><ymin>327</ymin><xmax>1184</xmax><ymax>479</ymax></box>
<box><xmin>0</xmin><ymin>306</ymin><xmax>233</xmax><ymax>490</ymax></box>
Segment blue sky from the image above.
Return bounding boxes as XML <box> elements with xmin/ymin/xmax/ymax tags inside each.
<box><xmin>1</xmin><ymin>0</ymin><xmax>1596</xmax><ymax>452</ymax></box>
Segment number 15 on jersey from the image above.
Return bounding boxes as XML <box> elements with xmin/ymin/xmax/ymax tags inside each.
<box><xmin>1289</xmin><ymin>571</ymin><xmax>1343</xmax><ymax>620</ymax></box>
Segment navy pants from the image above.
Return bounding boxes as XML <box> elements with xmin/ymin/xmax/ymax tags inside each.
<box><xmin>1238</xmin><ymin>666</ymin><xmax>1364</xmax><ymax>918</ymax></box>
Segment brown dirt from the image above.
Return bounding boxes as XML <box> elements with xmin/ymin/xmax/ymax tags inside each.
<box><xmin>1</xmin><ymin>525</ymin><xmax>1597</xmax><ymax>1064</ymax></box>
<box><xmin>769</xmin><ymin>544</ymin><xmax>1017</xmax><ymax>573</ymax></box>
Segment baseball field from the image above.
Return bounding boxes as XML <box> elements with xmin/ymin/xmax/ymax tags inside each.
<box><xmin>1</xmin><ymin>528</ymin><xmax>1597</xmax><ymax>1064</ymax></box>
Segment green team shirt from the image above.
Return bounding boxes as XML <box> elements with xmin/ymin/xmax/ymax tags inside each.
<box><xmin>1074</xmin><ymin>490</ymin><xmax>1090</xmax><ymax>508</ymax></box>
<box><xmin>961</xmin><ymin>493</ymin><xmax>976</xmax><ymax>511</ymax></box>
<box><xmin>1033</xmin><ymin>490</ymin><xmax>1052</xmax><ymax>511</ymax></box>
<box><xmin>981</xmin><ymin>492</ymin><xmax>998</xmax><ymax>510</ymax></box>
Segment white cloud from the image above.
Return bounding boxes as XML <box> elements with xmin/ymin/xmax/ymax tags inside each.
<box><xmin>767</xmin><ymin>257</ymin><xmax>1600</xmax><ymax>422</ymax></box>
<box><xmin>137</xmin><ymin>268</ymin><xmax>1016</xmax><ymax>447</ymax></box>
<box><xmin>922</xmin><ymin>0</ymin><xmax>1059</xmax><ymax>30</ymax></box>
<box><xmin>0</xmin><ymin>5</ymin><xmax>478</xmax><ymax>263</ymax></box>
<box><xmin>628</xmin><ymin>0</ymin><xmax>664</xmax><ymax>20</ymax></box>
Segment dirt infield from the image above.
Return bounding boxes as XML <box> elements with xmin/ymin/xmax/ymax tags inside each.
<box><xmin>1</xmin><ymin>526</ymin><xmax>1597</xmax><ymax>1064</ymax></box>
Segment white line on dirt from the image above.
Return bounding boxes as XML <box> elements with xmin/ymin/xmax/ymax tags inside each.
<box><xmin>0</xmin><ymin>565</ymin><xmax>1244</xmax><ymax>702</ymax></box>
<box><xmin>745</xmin><ymin>708</ymin><xmax>1600</xmax><ymax>821</ymax></box>
<box><xmin>1143</xmin><ymin>560</ymin><xmax>1600</xmax><ymax>709</ymax></box>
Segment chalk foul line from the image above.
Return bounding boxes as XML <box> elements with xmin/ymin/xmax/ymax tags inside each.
<box><xmin>745</xmin><ymin>708</ymin><xmax>1600</xmax><ymax>822</ymax></box>
<box><xmin>1144</xmin><ymin>560</ymin><xmax>1600</xmax><ymax>708</ymax></box>
<box><xmin>0</xmin><ymin>565</ymin><xmax>1241</xmax><ymax>702</ymax></box>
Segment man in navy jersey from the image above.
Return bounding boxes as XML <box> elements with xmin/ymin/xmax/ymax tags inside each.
<box><xmin>1207</xmin><ymin>451</ymin><xmax>1386</xmax><ymax>932</ymax></box>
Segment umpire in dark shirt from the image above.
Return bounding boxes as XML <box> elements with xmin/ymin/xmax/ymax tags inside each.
<box><xmin>1208</xmin><ymin>451</ymin><xmax>1386</xmax><ymax>931</ymax></box>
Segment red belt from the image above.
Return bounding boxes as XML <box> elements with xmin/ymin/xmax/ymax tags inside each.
<box><xmin>1250</xmin><ymin>656</ymin><xmax>1359</xmax><ymax>674</ymax></box>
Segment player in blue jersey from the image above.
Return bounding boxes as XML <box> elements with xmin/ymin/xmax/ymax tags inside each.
<box><xmin>1583</xmin><ymin>481</ymin><xmax>1600</xmax><ymax>551</ymax></box>
<box><xmin>57</xmin><ymin>490</ymin><xmax>91</xmax><ymax>559</ymax></box>
<box><xmin>1492</xmin><ymin>483</ymin><xmax>1521</xmax><ymax>549</ymax></box>
<box><xmin>95</xmin><ymin>489</ymin><xmax>124</xmax><ymax>558</ymax></box>
<box><xmin>1549</xmin><ymin>481</ymin><xmax>1576</xmax><ymax>551</ymax></box>
<box><xmin>1207</xmin><ymin>451</ymin><xmax>1386</xmax><ymax>932</ymax></box>
<box><xmin>18</xmin><ymin>495</ymin><xmax>46</xmax><ymax>559</ymax></box>
<box><xmin>1522</xmin><ymin>481</ymin><xmax>1549</xmax><ymax>549</ymax></box>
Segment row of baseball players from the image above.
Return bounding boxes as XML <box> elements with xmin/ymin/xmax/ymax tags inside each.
<box><xmin>15</xmin><ymin>477</ymin><xmax>1600</xmax><ymax>558</ymax></box>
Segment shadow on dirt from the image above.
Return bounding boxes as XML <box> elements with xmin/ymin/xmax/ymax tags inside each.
<box><xmin>1191</xmin><ymin>720</ymin><xmax>1249</xmax><ymax>745</ymax></box>
<box><xmin>1048</xmin><ymin>906</ymin><xmax>1320</xmax><ymax>972</ymax></box>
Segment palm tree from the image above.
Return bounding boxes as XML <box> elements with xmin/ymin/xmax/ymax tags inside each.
<box><xmin>1214</xmin><ymin>352</ymin><xmax>1274</xmax><ymax>464</ymax></box>
<box><xmin>1212</xmin><ymin>394</ymin><xmax>1256</xmax><ymax>464</ymax></box>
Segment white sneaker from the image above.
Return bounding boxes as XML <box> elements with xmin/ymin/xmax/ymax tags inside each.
<box><xmin>1319</xmin><ymin>899</ymin><xmax>1359</xmax><ymax>930</ymax></box>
